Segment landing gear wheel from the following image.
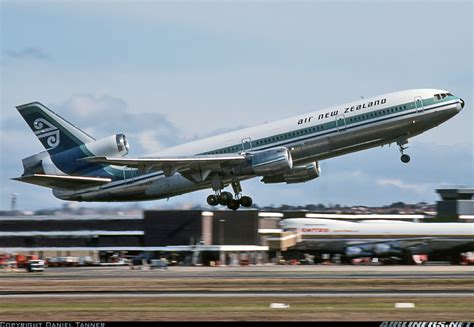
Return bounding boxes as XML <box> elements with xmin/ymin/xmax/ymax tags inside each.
<box><xmin>239</xmin><ymin>196</ymin><xmax>253</xmax><ymax>207</ymax></box>
<box><xmin>227</xmin><ymin>199</ymin><xmax>240</xmax><ymax>211</ymax></box>
<box><xmin>207</xmin><ymin>195</ymin><xmax>219</xmax><ymax>206</ymax></box>
<box><xmin>397</xmin><ymin>139</ymin><xmax>410</xmax><ymax>164</ymax></box>
<box><xmin>219</xmin><ymin>191</ymin><xmax>233</xmax><ymax>205</ymax></box>
<box><xmin>401</xmin><ymin>154</ymin><xmax>411</xmax><ymax>163</ymax></box>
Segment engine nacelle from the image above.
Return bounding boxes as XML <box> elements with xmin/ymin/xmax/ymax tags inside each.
<box><xmin>345</xmin><ymin>246</ymin><xmax>372</xmax><ymax>258</ymax></box>
<box><xmin>346</xmin><ymin>243</ymin><xmax>402</xmax><ymax>258</ymax></box>
<box><xmin>345</xmin><ymin>246</ymin><xmax>361</xmax><ymax>257</ymax></box>
<box><xmin>261</xmin><ymin>161</ymin><xmax>320</xmax><ymax>184</ymax></box>
<box><xmin>374</xmin><ymin>244</ymin><xmax>392</xmax><ymax>256</ymax></box>
<box><xmin>232</xmin><ymin>147</ymin><xmax>293</xmax><ymax>176</ymax></box>
<box><xmin>84</xmin><ymin>134</ymin><xmax>129</xmax><ymax>157</ymax></box>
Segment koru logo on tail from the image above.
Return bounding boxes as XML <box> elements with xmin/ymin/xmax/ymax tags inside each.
<box><xmin>33</xmin><ymin>118</ymin><xmax>60</xmax><ymax>149</ymax></box>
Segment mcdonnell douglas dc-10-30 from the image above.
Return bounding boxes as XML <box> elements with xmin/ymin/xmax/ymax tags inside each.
<box><xmin>14</xmin><ymin>89</ymin><xmax>465</xmax><ymax>210</ymax></box>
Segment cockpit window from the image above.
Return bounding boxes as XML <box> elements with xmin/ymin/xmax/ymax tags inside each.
<box><xmin>434</xmin><ymin>93</ymin><xmax>451</xmax><ymax>101</ymax></box>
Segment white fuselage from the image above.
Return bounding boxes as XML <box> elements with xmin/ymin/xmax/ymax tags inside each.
<box><xmin>54</xmin><ymin>88</ymin><xmax>464</xmax><ymax>202</ymax></box>
<box><xmin>279</xmin><ymin>218</ymin><xmax>474</xmax><ymax>257</ymax></box>
<box><xmin>281</xmin><ymin>218</ymin><xmax>474</xmax><ymax>238</ymax></box>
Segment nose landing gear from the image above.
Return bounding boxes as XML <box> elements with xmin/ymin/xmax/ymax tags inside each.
<box><xmin>397</xmin><ymin>139</ymin><xmax>411</xmax><ymax>163</ymax></box>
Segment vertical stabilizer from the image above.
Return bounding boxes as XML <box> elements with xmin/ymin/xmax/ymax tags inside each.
<box><xmin>16</xmin><ymin>102</ymin><xmax>95</xmax><ymax>155</ymax></box>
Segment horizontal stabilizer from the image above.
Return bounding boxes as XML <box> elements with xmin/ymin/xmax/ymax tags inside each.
<box><xmin>12</xmin><ymin>174</ymin><xmax>111</xmax><ymax>190</ymax></box>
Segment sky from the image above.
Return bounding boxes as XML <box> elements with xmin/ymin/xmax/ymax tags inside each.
<box><xmin>0</xmin><ymin>0</ymin><xmax>473</xmax><ymax>211</ymax></box>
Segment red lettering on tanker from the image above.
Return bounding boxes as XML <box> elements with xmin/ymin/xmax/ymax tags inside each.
<box><xmin>301</xmin><ymin>228</ymin><xmax>329</xmax><ymax>233</ymax></box>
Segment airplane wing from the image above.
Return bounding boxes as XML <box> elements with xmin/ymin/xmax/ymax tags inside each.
<box><xmin>82</xmin><ymin>154</ymin><xmax>249</xmax><ymax>182</ymax></box>
<box><xmin>345</xmin><ymin>237</ymin><xmax>474</xmax><ymax>257</ymax></box>
<box><xmin>12</xmin><ymin>174</ymin><xmax>112</xmax><ymax>190</ymax></box>
<box><xmin>346</xmin><ymin>237</ymin><xmax>435</xmax><ymax>247</ymax></box>
<box><xmin>400</xmin><ymin>238</ymin><xmax>474</xmax><ymax>255</ymax></box>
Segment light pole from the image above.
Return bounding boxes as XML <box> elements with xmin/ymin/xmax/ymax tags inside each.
<box><xmin>219</xmin><ymin>219</ymin><xmax>225</xmax><ymax>245</ymax></box>
<box><xmin>219</xmin><ymin>218</ymin><xmax>226</xmax><ymax>266</ymax></box>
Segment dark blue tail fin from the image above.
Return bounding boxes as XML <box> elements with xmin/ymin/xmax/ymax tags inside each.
<box><xmin>16</xmin><ymin>102</ymin><xmax>95</xmax><ymax>155</ymax></box>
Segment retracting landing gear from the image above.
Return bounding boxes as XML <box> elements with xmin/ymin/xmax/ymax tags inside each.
<box><xmin>397</xmin><ymin>139</ymin><xmax>411</xmax><ymax>163</ymax></box>
<box><xmin>206</xmin><ymin>179</ymin><xmax>253</xmax><ymax>211</ymax></box>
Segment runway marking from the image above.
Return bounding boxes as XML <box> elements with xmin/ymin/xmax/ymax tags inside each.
<box><xmin>3</xmin><ymin>291</ymin><xmax>473</xmax><ymax>298</ymax></box>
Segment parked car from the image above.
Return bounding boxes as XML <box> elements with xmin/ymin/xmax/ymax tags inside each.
<box><xmin>27</xmin><ymin>260</ymin><xmax>45</xmax><ymax>272</ymax></box>
<box><xmin>150</xmin><ymin>259</ymin><xmax>168</xmax><ymax>270</ymax></box>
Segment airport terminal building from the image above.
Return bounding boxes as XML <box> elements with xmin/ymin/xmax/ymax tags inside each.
<box><xmin>0</xmin><ymin>210</ymin><xmax>275</xmax><ymax>265</ymax></box>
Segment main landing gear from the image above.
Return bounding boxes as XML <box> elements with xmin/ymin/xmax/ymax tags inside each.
<box><xmin>397</xmin><ymin>139</ymin><xmax>411</xmax><ymax>163</ymax></box>
<box><xmin>206</xmin><ymin>180</ymin><xmax>253</xmax><ymax>211</ymax></box>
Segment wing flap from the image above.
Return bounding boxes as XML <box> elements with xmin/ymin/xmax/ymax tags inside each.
<box><xmin>82</xmin><ymin>154</ymin><xmax>248</xmax><ymax>176</ymax></box>
<box><xmin>12</xmin><ymin>174</ymin><xmax>111</xmax><ymax>190</ymax></box>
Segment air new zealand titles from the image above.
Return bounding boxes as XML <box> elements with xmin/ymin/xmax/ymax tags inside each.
<box><xmin>297</xmin><ymin>98</ymin><xmax>387</xmax><ymax>125</ymax></box>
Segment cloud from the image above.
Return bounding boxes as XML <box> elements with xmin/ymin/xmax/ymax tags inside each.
<box><xmin>376</xmin><ymin>179</ymin><xmax>434</xmax><ymax>195</ymax></box>
<box><xmin>53</xmin><ymin>94</ymin><xmax>183</xmax><ymax>155</ymax></box>
<box><xmin>5</xmin><ymin>47</ymin><xmax>52</xmax><ymax>61</ymax></box>
<box><xmin>57</xmin><ymin>94</ymin><xmax>127</xmax><ymax>125</ymax></box>
<box><xmin>137</xmin><ymin>130</ymin><xmax>166</xmax><ymax>153</ymax></box>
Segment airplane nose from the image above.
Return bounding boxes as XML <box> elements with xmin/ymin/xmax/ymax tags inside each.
<box><xmin>460</xmin><ymin>98</ymin><xmax>465</xmax><ymax>109</ymax></box>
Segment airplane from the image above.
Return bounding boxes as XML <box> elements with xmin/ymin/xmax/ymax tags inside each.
<box><xmin>13</xmin><ymin>89</ymin><xmax>465</xmax><ymax>210</ymax></box>
<box><xmin>280</xmin><ymin>218</ymin><xmax>474</xmax><ymax>264</ymax></box>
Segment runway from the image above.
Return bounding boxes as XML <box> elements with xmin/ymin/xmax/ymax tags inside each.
<box><xmin>1</xmin><ymin>265</ymin><xmax>472</xmax><ymax>321</ymax></box>
<box><xmin>2</xmin><ymin>290</ymin><xmax>473</xmax><ymax>298</ymax></box>
<box><xmin>1</xmin><ymin>264</ymin><xmax>473</xmax><ymax>280</ymax></box>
